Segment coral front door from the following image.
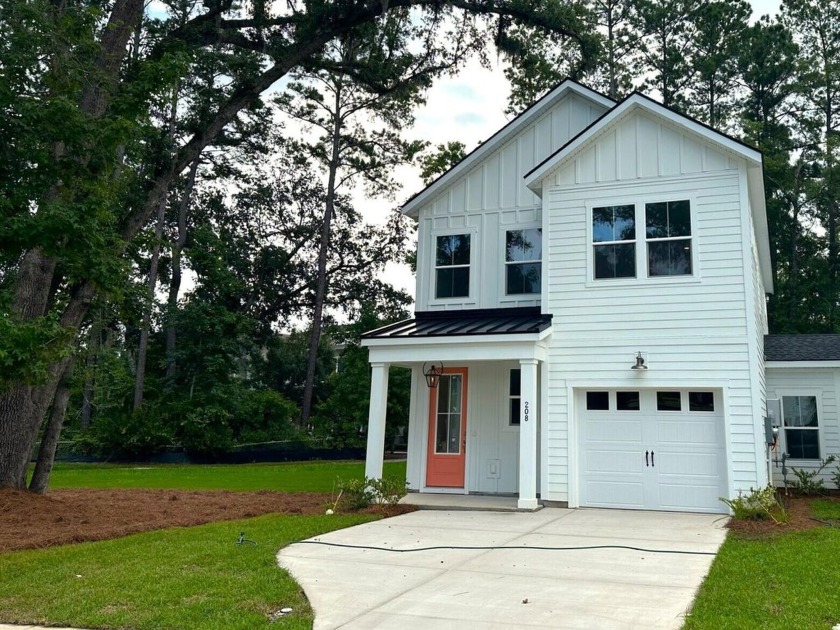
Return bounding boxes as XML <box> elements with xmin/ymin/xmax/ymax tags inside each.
<box><xmin>426</xmin><ymin>368</ymin><xmax>468</xmax><ymax>488</ymax></box>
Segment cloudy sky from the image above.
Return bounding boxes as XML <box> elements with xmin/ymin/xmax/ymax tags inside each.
<box><xmin>375</xmin><ymin>0</ymin><xmax>783</xmax><ymax>304</ymax></box>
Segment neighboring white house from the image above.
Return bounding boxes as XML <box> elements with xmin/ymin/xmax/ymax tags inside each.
<box><xmin>361</xmin><ymin>79</ymin><xmax>836</xmax><ymax>514</ymax></box>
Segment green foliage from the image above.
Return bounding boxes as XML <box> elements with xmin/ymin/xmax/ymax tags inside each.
<box><xmin>314</xmin><ymin>306</ymin><xmax>411</xmax><ymax>449</ymax></box>
<box><xmin>720</xmin><ymin>486</ymin><xmax>789</xmax><ymax>523</ymax></box>
<box><xmin>787</xmin><ymin>455</ymin><xmax>837</xmax><ymax>495</ymax></box>
<box><xmin>367</xmin><ymin>476</ymin><xmax>409</xmax><ymax>508</ymax></box>
<box><xmin>334</xmin><ymin>475</ymin><xmax>408</xmax><ymax>511</ymax></box>
<box><xmin>417</xmin><ymin>142</ymin><xmax>467</xmax><ymax>185</ymax></box>
<box><xmin>832</xmin><ymin>461</ymin><xmax>840</xmax><ymax>490</ymax></box>
<box><xmin>335</xmin><ymin>477</ymin><xmax>374</xmax><ymax>510</ymax></box>
<box><xmin>78</xmin><ymin>407</ymin><xmax>175</xmax><ymax>457</ymax></box>
<box><xmin>0</xmin><ymin>311</ymin><xmax>74</xmax><ymax>390</ymax></box>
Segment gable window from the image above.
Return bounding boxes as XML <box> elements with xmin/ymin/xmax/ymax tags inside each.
<box><xmin>509</xmin><ymin>369</ymin><xmax>521</xmax><ymax>426</ymax></box>
<box><xmin>435</xmin><ymin>234</ymin><xmax>470</xmax><ymax>299</ymax></box>
<box><xmin>646</xmin><ymin>200</ymin><xmax>692</xmax><ymax>276</ymax></box>
<box><xmin>783</xmin><ymin>396</ymin><xmax>820</xmax><ymax>460</ymax></box>
<box><xmin>505</xmin><ymin>229</ymin><xmax>542</xmax><ymax>295</ymax></box>
<box><xmin>593</xmin><ymin>205</ymin><xmax>636</xmax><ymax>279</ymax></box>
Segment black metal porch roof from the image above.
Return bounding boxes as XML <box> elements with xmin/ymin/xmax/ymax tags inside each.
<box><xmin>765</xmin><ymin>334</ymin><xmax>840</xmax><ymax>362</ymax></box>
<box><xmin>362</xmin><ymin>307</ymin><xmax>552</xmax><ymax>340</ymax></box>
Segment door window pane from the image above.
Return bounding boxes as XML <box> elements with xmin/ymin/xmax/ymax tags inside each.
<box><xmin>689</xmin><ymin>392</ymin><xmax>715</xmax><ymax>412</ymax></box>
<box><xmin>435</xmin><ymin>375</ymin><xmax>462</xmax><ymax>454</ymax></box>
<box><xmin>616</xmin><ymin>391</ymin><xmax>640</xmax><ymax>411</ymax></box>
<box><xmin>586</xmin><ymin>391</ymin><xmax>609</xmax><ymax>411</ymax></box>
<box><xmin>509</xmin><ymin>369</ymin><xmax>521</xmax><ymax>426</ymax></box>
<box><xmin>657</xmin><ymin>391</ymin><xmax>682</xmax><ymax>411</ymax></box>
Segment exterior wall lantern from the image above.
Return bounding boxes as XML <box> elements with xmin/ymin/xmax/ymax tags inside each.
<box><xmin>423</xmin><ymin>362</ymin><xmax>444</xmax><ymax>388</ymax></box>
<box><xmin>631</xmin><ymin>352</ymin><xmax>648</xmax><ymax>370</ymax></box>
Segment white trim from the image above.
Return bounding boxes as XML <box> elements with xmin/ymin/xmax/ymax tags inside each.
<box><xmin>366</xmin><ymin>340</ymin><xmax>549</xmax><ymax>365</ymax></box>
<box><xmin>767</xmin><ymin>361</ymin><xmax>840</xmax><ymax>369</ymax></box>
<box><xmin>402</xmin><ymin>81</ymin><xmax>614</xmax><ymax>217</ymax></box>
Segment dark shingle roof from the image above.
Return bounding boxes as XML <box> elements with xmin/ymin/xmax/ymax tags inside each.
<box><xmin>362</xmin><ymin>307</ymin><xmax>552</xmax><ymax>340</ymax></box>
<box><xmin>765</xmin><ymin>334</ymin><xmax>840</xmax><ymax>362</ymax></box>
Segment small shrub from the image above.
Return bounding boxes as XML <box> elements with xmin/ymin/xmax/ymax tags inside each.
<box><xmin>831</xmin><ymin>460</ymin><xmax>840</xmax><ymax>491</ymax></box>
<box><xmin>368</xmin><ymin>477</ymin><xmax>409</xmax><ymax>509</ymax></box>
<box><xmin>335</xmin><ymin>477</ymin><xmax>374</xmax><ymax>510</ymax></box>
<box><xmin>721</xmin><ymin>486</ymin><xmax>788</xmax><ymax>523</ymax></box>
<box><xmin>787</xmin><ymin>455</ymin><xmax>837</xmax><ymax>496</ymax></box>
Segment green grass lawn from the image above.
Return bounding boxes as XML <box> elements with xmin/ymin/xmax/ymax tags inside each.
<box><xmin>0</xmin><ymin>512</ymin><xmax>378</xmax><ymax>630</ymax></box>
<box><xmin>684</xmin><ymin>516</ymin><xmax>840</xmax><ymax>629</ymax></box>
<box><xmin>42</xmin><ymin>460</ymin><xmax>406</xmax><ymax>493</ymax></box>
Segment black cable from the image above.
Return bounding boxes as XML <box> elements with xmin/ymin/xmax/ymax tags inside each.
<box><xmin>291</xmin><ymin>540</ymin><xmax>716</xmax><ymax>556</ymax></box>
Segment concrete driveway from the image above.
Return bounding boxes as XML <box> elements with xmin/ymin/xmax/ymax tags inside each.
<box><xmin>277</xmin><ymin>508</ymin><xmax>726</xmax><ymax>630</ymax></box>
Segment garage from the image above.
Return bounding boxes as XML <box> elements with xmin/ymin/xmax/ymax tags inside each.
<box><xmin>578</xmin><ymin>389</ymin><xmax>728</xmax><ymax>513</ymax></box>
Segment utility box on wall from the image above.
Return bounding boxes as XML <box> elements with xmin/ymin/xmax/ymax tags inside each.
<box><xmin>765</xmin><ymin>398</ymin><xmax>782</xmax><ymax>445</ymax></box>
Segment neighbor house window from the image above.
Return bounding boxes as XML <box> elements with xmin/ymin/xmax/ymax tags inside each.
<box><xmin>509</xmin><ymin>369</ymin><xmax>521</xmax><ymax>426</ymax></box>
<box><xmin>505</xmin><ymin>229</ymin><xmax>542</xmax><ymax>295</ymax></box>
<box><xmin>646</xmin><ymin>200</ymin><xmax>692</xmax><ymax>276</ymax></box>
<box><xmin>783</xmin><ymin>396</ymin><xmax>820</xmax><ymax>459</ymax></box>
<box><xmin>593</xmin><ymin>204</ymin><xmax>636</xmax><ymax>279</ymax></box>
<box><xmin>435</xmin><ymin>234</ymin><xmax>470</xmax><ymax>298</ymax></box>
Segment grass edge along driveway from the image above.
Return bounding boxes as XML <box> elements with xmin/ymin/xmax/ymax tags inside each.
<box><xmin>0</xmin><ymin>512</ymin><xmax>379</xmax><ymax>630</ymax></box>
<box><xmin>683</xmin><ymin>501</ymin><xmax>840</xmax><ymax>630</ymax></box>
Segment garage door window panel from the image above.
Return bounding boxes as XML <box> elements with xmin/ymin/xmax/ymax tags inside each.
<box><xmin>657</xmin><ymin>391</ymin><xmax>682</xmax><ymax>411</ymax></box>
<box><xmin>688</xmin><ymin>392</ymin><xmax>715</xmax><ymax>412</ymax></box>
<box><xmin>783</xmin><ymin>396</ymin><xmax>820</xmax><ymax>460</ymax></box>
<box><xmin>586</xmin><ymin>391</ymin><xmax>610</xmax><ymax>411</ymax></box>
<box><xmin>616</xmin><ymin>391</ymin><xmax>640</xmax><ymax>411</ymax></box>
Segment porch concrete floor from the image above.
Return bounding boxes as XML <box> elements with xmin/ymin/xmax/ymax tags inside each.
<box><xmin>278</xmin><ymin>508</ymin><xmax>727</xmax><ymax>630</ymax></box>
<box><xmin>400</xmin><ymin>492</ymin><xmax>530</xmax><ymax>512</ymax></box>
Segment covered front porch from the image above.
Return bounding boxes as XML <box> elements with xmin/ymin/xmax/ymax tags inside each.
<box><xmin>360</xmin><ymin>308</ymin><xmax>552</xmax><ymax>510</ymax></box>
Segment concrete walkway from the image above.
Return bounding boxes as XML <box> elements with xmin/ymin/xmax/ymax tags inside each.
<box><xmin>278</xmin><ymin>508</ymin><xmax>726</xmax><ymax>630</ymax></box>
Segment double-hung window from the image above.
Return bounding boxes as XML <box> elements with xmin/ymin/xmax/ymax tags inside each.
<box><xmin>782</xmin><ymin>396</ymin><xmax>820</xmax><ymax>460</ymax></box>
<box><xmin>646</xmin><ymin>200</ymin><xmax>692</xmax><ymax>276</ymax></box>
<box><xmin>435</xmin><ymin>234</ymin><xmax>470</xmax><ymax>299</ymax></box>
<box><xmin>505</xmin><ymin>229</ymin><xmax>542</xmax><ymax>295</ymax></box>
<box><xmin>593</xmin><ymin>205</ymin><xmax>636</xmax><ymax>279</ymax></box>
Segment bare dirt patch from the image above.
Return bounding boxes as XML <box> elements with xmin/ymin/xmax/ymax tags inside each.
<box><xmin>1</xmin><ymin>488</ymin><xmax>330</xmax><ymax>552</ymax></box>
<box><xmin>727</xmin><ymin>495</ymin><xmax>840</xmax><ymax>538</ymax></box>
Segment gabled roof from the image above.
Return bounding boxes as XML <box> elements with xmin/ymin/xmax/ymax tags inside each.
<box><xmin>362</xmin><ymin>307</ymin><xmax>552</xmax><ymax>339</ymax></box>
<box><xmin>765</xmin><ymin>334</ymin><xmax>840</xmax><ymax>362</ymax></box>
<box><xmin>400</xmin><ymin>79</ymin><xmax>614</xmax><ymax>218</ymax></box>
<box><xmin>522</xmin><ymin>92</ymin><xmax>773</xmax><ymax>294</ymax></box>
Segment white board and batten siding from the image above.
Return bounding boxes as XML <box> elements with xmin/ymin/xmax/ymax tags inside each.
<box><xmin>766</xmin><ymin>367</ymin><xmax>840</xmax><ymax>488</ymax></box>
<box><xmin>413</xmin><ymin>94</ymin><xmax>607</xmax><ymax>312</ymax></box>
<box><xmin>537</xmin><ymin>109</ymin><xmax>768</xmax><ymax>504</ymax></box>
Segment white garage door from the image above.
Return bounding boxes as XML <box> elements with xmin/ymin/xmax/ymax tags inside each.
<box><xmin>579</xmin><ymin>389</ymin><xmax>728</xmax><ymax>514</ymax></box>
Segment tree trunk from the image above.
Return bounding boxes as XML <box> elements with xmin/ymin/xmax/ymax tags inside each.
<box><xmin>133</xmin><ymin>197</ymin><xmax>166</xmax><ymax>411</ymax></box>
<box><xmin>29</xmin><ymin>361</ymin><xmax>75</xmax><ymax>494</ymax></box>
<box><xmin>165</xmin><ymin>158</ymin><xmax>199</xmax><ymax>387</ymax></box>
<box><xmin>301</xmin><ymin>76</ymin><xmax>345</xmax><ymax>427</ymax></box>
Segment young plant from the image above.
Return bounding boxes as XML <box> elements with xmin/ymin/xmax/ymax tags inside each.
<box><xmin>367</xmin><ymin>477</ymin><xmax>409</xmax><ymax>509</ymax></box>
<box><xmin>720</xmin><ymin>486</ymin><xmax>788</xmax><ymax>523</ymax></box>
<box><xmin>787</xmin><ymin>456</ymin><xmax>837</xmax><ymax>496</ymax></box>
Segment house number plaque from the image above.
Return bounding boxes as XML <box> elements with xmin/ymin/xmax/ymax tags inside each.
<box><xmin>524</xmin><ymin>401</ymin><xmax>529</xmax><ymax>422</ymax></box>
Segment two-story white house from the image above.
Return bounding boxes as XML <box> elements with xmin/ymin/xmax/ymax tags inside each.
<box><xmin>361</xmin><ymin>79</ymin><xmax>778</xmax><ymax>514</ymax></box>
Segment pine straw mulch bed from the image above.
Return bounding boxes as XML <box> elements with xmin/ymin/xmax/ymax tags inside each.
<box><xmin>0</xmin><ymin>488</ymin><xmax>415</xmax><ymax>553</ymax></box>
<box><xmin>726</xmin><ymin>493</ymin><xmax>840</xmax><ymax>538</ymax></box>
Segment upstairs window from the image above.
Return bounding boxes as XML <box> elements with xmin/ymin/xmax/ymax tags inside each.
<box><xmin>435</xmin><ymin>234</ymin><xmax>470</xmax><ymax>299</ymax></box>
<box><xmin>505</xmin><ymin>229</ymin><xmax>542</xmax><ymax>295</ymax></box>
<box><xmin>593</xmin><ymin>205</ymin><xmax>636</xmax><ymax>279</ymax></box>
<box><xmin>646</xmin><ymin>200</ymin><xmax>692</xmax><ymax>276</ymax></box>
<box><xmin>783</xmin><ymin>396</ymin><xmax>820</xmax><ymax>460</ymax></box>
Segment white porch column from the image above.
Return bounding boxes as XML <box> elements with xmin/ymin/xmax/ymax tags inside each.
<box><xmin>365</xmin><ymin>362</ymin><xmax>390</xmax><ymax>480</ymax></box>
<box><xmin>518</xmin><ymin>358</ymin><xmax>539</xmax><ymax>510</ymax></box>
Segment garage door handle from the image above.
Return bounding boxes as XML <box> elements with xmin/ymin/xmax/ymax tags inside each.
<box><xmin>651</xmin><ymin>451</ymin><xmax>655</xmax><ymax>467</ymax></box>
<box><xmin>645</xmin><ymin>451</ymin><xmax>649</xmax><ymax>467</ymax></box>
